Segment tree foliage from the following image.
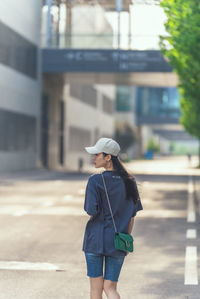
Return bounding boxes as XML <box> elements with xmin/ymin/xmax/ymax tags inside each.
<box><xmin>147</xmin><ymin>137</ymin><xmax>160</xmax><ymax>153</ymax></box>
<box><xmin>160</xmin><ymin>0</ymin><xmax>200</xmax><ymax>140</ymax></box>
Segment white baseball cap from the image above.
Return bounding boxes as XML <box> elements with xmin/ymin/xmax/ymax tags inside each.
<box><xmin>85</xmin><ymin>138</ymin><xmax>120</xmax><ymax>157</ymax></box>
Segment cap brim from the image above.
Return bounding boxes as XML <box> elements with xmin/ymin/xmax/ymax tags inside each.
<box><xmin>85</xmin><ymin>146</ymin><xmax>101</xmax><ymax>154</ymax></box>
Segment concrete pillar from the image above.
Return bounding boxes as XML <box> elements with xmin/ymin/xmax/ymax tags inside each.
<box><xmin>46</xmin><ymin>0</ymin><xmax>52</xmax><ymax>47</ymax></box>
<box><xmin>128</xmin><ymin>8</ymin><xmax>131</xmax><ymax>49</ymax></box>
<box><xmin>65</xmin><ymin>2</ymin><xmax>72</xmax><ymax>47</ymax></box>
<box><xmin>43</xmin><ymin>75</ymin><xmax>65</xmax><ymax>169</ymax></box>
<box><xmin>56</xmin><ymin>3</ymin><xmax>61</xmax><ymax>46</ymax></box>
<box><xmin>136</xmin><ymin>125</ymin><xmax>143</xmax><ymax>158</ymax></box>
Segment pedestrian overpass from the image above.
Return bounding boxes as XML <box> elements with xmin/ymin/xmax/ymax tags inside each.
<box><xmin>42</xmin><ymin>0</ymin><xmax>177</xmax><ymax>87</ymax></box>
<box><xmin>42</xmin><ymin>49</ymin><xmax>178</xmax><ymax>87</ymax></box>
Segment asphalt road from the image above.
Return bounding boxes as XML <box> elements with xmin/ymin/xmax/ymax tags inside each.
<box><xmin>0</xmin><ymin>157</ymin><xmax>199</xmax><ymax>299</ymax></box>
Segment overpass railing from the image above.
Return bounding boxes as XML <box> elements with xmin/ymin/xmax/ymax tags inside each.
<box><xmin>41</xmin><ymin>33</ymin><xmax>161</xmax><ymax>50</ymax></box>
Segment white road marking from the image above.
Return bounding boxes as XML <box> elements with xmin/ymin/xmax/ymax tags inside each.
<box><xmin>187</xmin><ymin>176</ymin><xmax>196</xmax><ymax>223</ymax></box>
<box><xmin>186</xmin><ymin>229</ymin><xmax>197</xmax><ymax>239</ymax></box>
<box><xmin>184</xmin><ymin>246</ymin><xmax>198</xmax><ymax>285</ymax></box>
<box><xmin>0</xmin><ymin>261</ymin><xmax>63</xmax><ymax>271</ymax></box>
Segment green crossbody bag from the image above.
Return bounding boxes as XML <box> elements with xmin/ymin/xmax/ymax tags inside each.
<box><xmin>101</xmin><ymin>174</ymin><xmax>134</xmax><ymax>253</ymax></box>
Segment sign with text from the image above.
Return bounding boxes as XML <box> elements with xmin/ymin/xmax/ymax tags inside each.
<box><xmin>43</xmin><ymin>49</ymin><xmax>173</xmax><ymax>73</ymax></box>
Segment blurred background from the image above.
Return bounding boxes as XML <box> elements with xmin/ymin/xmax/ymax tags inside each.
<box><xmin>0</xmin><ymin>0</ymin><xmax>199</xmax><ymax>174</ymax></box>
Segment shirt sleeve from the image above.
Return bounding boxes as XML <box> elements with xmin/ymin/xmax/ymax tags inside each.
<box><xmin>84</xmin><ymin>176</ymin><xmax>100</xmax><ymax>216</ymax></box>
<box><xmin>132</xmin><ymin>199</ymin><xmax>143</xmax><ymax>217</ymax></box>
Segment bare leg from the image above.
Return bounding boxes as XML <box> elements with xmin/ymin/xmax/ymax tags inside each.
<box><xmin>103</xmin><ymin>280</ymin><xmax>120</xmax><ymax>299</ymax></box>
<box><xmin>89</xmin><ymin>276</ymin><xmax>104</xmax><ymax>299</ymax></box>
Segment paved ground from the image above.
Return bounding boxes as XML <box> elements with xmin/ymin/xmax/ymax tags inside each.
<box><xmin>0</xmin><ymin>156</ymin><xmax>199</xmax><ymax>298</ymax></box>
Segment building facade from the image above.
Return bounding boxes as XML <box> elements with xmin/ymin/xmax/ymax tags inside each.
<box><xmin>42</xmin><ymin>74</ymin><xmax>115</xmax><ymax>171</ymax></box>
<box><xmin>0</xmin><ymin>0</ymin><xmax>42</xmax><ymax>172</ymax></box>
<box><xmin>42</xmin><ymin>1</ymin><xmax>116</xmax><ymax>171</ymax></box>
<box><xmin>136</xmin><ymin>86</ymin><xmax>198</xmax><ymax>155</ymax></box>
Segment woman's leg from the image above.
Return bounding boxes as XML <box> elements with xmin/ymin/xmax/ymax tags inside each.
<box><xmin>103</xmin><ymin>280</ymin><xmax>120</xmax><ymax>299</ymax></box>
<box><xmin>84</xmin><ymin>253</ymin><xmax>104</xmax><ymax>299</ymax></box>
<box><xmin>103</xmin><ymin>255</ymin><xmax>125</xmax><ymax>299</ymax></box>
<box><xmin>89</xmin><ymin>276</ymin><xmax>104</xmax><ymax>299</ymax></box>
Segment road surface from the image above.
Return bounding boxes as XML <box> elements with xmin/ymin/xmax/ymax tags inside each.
<box><xmin>0</xmin><ymin>156</ymin><xmax>199</xmax><ymax>298</ymax></box>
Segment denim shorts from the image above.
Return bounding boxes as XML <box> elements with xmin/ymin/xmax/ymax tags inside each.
<box><xmin>84</xmin><ymin>252</ymin><xmax>125</xmax><ymax>282</ymax></box>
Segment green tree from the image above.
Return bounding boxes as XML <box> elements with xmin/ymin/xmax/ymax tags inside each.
<box><xmin>147</xmin><ymin>137</ymin><xmax>160</xmax><ymax>154</ymax></box>
<box><xmin>160</xmin><ymin>0</ymin><xmax>200</xmax><ymax>164</ymax></box>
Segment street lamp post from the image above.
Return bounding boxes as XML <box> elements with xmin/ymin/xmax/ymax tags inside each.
<box><xmin>46</xmin><ymin>0</ymin><xmax>52</xmax><ymax>47</ymax></box>
<box><xmin>116</xmin><ymin>0</ymin><xmax>122</xmax><ymax>49</ymax></box>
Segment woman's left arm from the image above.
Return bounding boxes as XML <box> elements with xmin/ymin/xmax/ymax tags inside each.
<box><xmin>128</xmin><ymin>217</ymin><xmax>135</xmax><ymax>234</ymax></box>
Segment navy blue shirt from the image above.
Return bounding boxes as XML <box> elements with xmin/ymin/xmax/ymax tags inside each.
<box><xmin>82</xmin><ymin>171</ymin><xmax>143</xmax><ymax>256</ymax></box>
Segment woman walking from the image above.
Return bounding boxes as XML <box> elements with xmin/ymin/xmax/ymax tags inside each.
<box><xmin>83</xmin><ymin>137</ymin><xmax>143</xmax><ymax>299</ymax></box>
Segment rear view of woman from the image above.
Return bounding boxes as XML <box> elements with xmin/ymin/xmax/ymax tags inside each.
<box><xmin>83</xmin><ymin>137</ymin><xmax>143</xmax><ymax>299</ymax></box>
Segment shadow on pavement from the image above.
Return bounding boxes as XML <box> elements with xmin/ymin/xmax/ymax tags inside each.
<box><xmin>0</xmin><ymin>169</ymin><xmax>93</xmax><ymax>184</ymax></box>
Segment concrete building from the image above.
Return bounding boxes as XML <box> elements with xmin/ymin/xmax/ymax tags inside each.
<box><xmin>136</xmin><ymin>86</ymin><xmax>199</xmax><ymax>156</ymax></box>
<box><xmin>0</xmin><ymin>0</ymin><xmax>42</xmax><ymax>173</ymax></box>
<box><xmin>42</xmin><ymin>1</ymin><xmax>116</xmax><ymax>171</ymax></box>
<box><xmin>42</xmin><ymin>75</ymin><xmax>115</xmax><ymax>171</ymax></box>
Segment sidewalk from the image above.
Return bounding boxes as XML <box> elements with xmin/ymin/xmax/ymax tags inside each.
<box><xmin>126</xmin><ymin>155</ymin><xmax>200</xmax><ymax>176</ymax></box>
<box><xmin>126</xmin><ymin>156</ymin><xmax>200</xmax><ymax>202</ymax></box>
<box><xmin>0</xmin><ymin>155</ymin><xmax>199</xmax><ymax>181</ymax></box>
<box><xmin>0</xmin><ymin>168</ymin><xmax>91</xmax><ymax>184</ymax></box>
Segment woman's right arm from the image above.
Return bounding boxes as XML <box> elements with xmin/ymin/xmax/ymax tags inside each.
<box><xmin>84</xmin><ymin>176</ymin><xmax>100</xmax><ymax>217</ymax></box>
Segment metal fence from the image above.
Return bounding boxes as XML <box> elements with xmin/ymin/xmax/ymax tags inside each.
<box><xmin>41</xmin><ymin>33</ymin><xmax>161</xmax><ymax>49</ymax></box>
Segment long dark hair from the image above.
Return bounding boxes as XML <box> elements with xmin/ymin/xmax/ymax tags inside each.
<box><xmin>103</xmin><ymin>153</ymin><xmax>140</xmax><ymax>203</ymax></box>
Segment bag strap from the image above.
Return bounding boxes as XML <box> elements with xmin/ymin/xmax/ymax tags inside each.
<box><xmin>101</xmin><ymin>174</ymin><xmax>117</xmax><ymax>233</ymax></box>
